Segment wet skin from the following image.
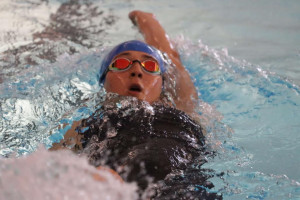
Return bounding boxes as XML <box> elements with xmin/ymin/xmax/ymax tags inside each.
<box><xmin>104</xmin><ymin>51</ymin><xmax>163</xmax><ymax>104</ymax></box>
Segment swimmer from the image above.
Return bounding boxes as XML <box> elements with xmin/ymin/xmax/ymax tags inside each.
<box><xmin>51</xmin><ymin>10</ymin><xmax>199</xmax><ymax>151</ymax></box>
<box><xmin>102</xmin><ymin>11</ymin><xmax>198</xmax><ymax>114</ymax></box>
<box><xmin>51</xmin><ymin>10</ymin><xmax>222</xmax><ymax>199</ymax></box>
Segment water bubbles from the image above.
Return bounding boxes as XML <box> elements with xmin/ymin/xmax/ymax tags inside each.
<box><xmin>170</xmin><ymin>36</ymin><xmax>300</xmax><ymax>199</ymax></box>
<box><xmin>116</xmin><ymin>102</ymin><xmax>122</xmax><ymax>108</ymax></box>
<box><xmin>107</xmin><ymin>127</ymin><xmax>117</xmax><ymax>138</ymax></box>
<box><xmin>0</xmin><ymin>49</ymin><xmax>105</xmax><ymax>156</ymax></box>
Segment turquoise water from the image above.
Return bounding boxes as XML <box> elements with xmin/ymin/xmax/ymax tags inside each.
<box><xmin>1</xmin><ymin>0</ymin><xmax>300</xmax><ymax>199</ymax></box>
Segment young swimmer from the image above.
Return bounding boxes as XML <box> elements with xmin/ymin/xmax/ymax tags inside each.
<box><xmin>51</xmin><ymin>10</ymin><xmax>199</xmax><ymax>152</ymax></box>
<box><xmin>51</xmin><ymin>10</ymin><xmax>222</xmax><ymax>199</ymax></box>
<box><xmin>103</xmin><ymin>11</ymin><xmax>199</xmax><ymax>115</ymax></box>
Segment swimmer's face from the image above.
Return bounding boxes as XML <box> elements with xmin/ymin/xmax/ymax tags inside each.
<box><xmin>104</xmin><ymin>51</ymin><xmax>163</xmax><ymax>104</ymax></box>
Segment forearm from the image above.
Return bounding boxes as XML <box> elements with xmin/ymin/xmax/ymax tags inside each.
<box><xmin>129</xmin><ymin>11</ymin><xmax>181</xmax><ymax>69</ymax></box>
<box><xmin>129</xmin><ymin>11</ymin><xmax>198</xmax><ymax>114</ymax></box>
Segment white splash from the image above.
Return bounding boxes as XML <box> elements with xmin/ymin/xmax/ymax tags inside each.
<box><xmin>0</xmin><ymin>147</ymin><xmax>138</xmax><ymax>200</ymax></box>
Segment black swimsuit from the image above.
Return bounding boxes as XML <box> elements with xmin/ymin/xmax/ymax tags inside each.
<box><xmin>78</xmin><ymin>100</ymin><xmax>222</xmax><ymax>199</ymax></box>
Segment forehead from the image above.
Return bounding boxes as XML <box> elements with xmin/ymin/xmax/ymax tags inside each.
<box><xmin>113</xmin><ymin>51</ymin><xmax>156</xmax><ymax>61</ymax></box>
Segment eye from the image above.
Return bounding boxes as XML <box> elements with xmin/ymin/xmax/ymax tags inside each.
<box><xmin>113</xmin><ymin>58</ymin><xmax>130</xmax><ymax>70</ymax></box>
<box><xmin>143</xmin><ymin>60</ymin><xmax>160</xmax><ymax>72</ymax></box>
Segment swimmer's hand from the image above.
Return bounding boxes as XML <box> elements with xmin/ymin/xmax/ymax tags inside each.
<box><xmin>92</xmin><ymin>166</ymin><xmax>123</xmax><ymax>183</ymax></box>
<box><xmin>129</xmin><ymin>10</ymin><xmax>156</xmax><ymax>26</ymax></box>
<box><xmin>129</xmin><ymin>10</ymin><xmax>170</xmax><ymax>54</ymax></box>
<box><xmin>129</xmin><ymin>10</ymin><xmax>181</xmax><ymax>73</ymax></box>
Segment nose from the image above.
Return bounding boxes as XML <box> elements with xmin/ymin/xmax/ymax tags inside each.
<box><xmin>129</xmin><ymin>62</ymin><xmax>143</xmax><ymax>78</ymax></box>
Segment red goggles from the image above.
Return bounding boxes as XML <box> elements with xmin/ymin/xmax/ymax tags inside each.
<box><xmin>108</xmin><ymin>58</ymin><xmax>161</xmax><ymax>74</ymax></box>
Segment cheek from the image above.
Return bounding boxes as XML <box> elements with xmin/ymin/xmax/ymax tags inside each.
<box><xmin>104</xmin><ymin>73</ymin><xmax>127</xmax><ymax>94</ymax></box>
<box><xmin>144</xmin><ymin>77</ymin><xmax>163</xmax><ymax>100</ymax></box>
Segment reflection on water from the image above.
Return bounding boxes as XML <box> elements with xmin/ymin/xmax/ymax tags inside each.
<box><xmin>0</xmin><ymin>0</ymin><xmax>117</xmax><ymax>80</ymax></box>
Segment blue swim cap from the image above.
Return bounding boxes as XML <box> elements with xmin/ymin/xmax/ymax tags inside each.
<box><xmin>99</xmin><ymin>40</ymin><xmax>165</xmax><ymax>84</ymax></box>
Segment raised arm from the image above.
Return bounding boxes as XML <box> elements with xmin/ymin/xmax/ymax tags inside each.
<box><xmin>129</xmin><ymin>11</ymin><xmax>198</xmax><ymax>115</ymax></box>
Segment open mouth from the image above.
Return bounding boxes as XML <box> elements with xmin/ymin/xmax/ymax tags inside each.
<box><xmin>129</xmin><ymin>84</ymin><xmax>142</xmax><ymax>93</ymax></box>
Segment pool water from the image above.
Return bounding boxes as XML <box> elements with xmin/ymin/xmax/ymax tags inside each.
<box><xmin>1</xmin><ymin>0</ymin><xmax>300</xmax><ymax>199</ymax></box>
